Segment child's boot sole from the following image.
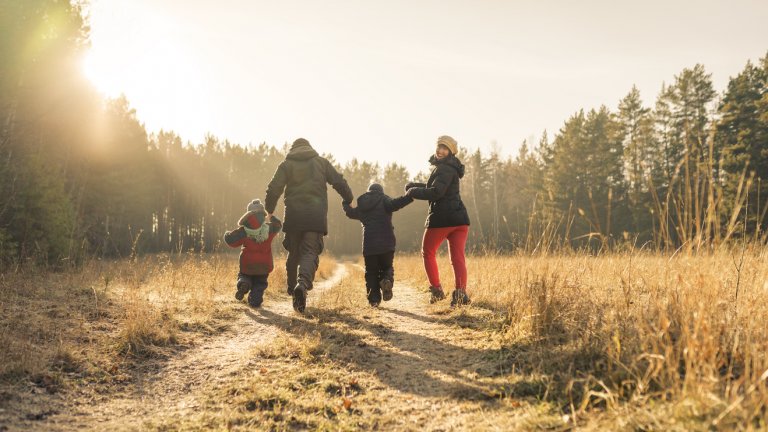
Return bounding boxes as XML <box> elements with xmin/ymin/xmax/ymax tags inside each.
<box><xmin>235</xmin><ymin>282</ymin><xmax>249</xmax><ymax>301</ymax></box>
<box><xmin>380</xmin><ymin>279</ymin><xmax>393</xmax><ymax>301</ymax></box>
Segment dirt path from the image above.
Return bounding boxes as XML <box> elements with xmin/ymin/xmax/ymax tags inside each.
<box><xmin>289</xmin><ymin>265</ymin><xmax>537</xmax><ymax>430</ymax></box>
<box><xmin>15</xmin><ymin>263</ymin><xmax>548</xmax><ymax>431</ymax></box>
<box><xmin>87</xmin><ymin>264</ymin><xmax>350</xmax><ymax>430</ymax></box>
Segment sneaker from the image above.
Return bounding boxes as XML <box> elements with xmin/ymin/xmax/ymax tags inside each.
<box><xmin>292</xmin><ymin>285</ymin><xmax>307</xmax><ymax>313</ymax></box>
<box><xmin>380</xmin><ymin>279</ymin><xmax>393</xmax><ymax>301</ymax></box>
<box><xmin>369</xmin><ymin>300</ymin><xmax>380</xmax><ymax>308</ymax></box>
<box><xmin>450</xmin><ymin>290</ymin><xmax>471</xmax><ymax>307</ymax></box>
<box><xmin>235</xmin><ymin>280</ymin><xmax>250</xmax><ymax>301</ymax></box>
<box><xmin>429</xmin><ymin>286</ymin><xmax>446</xmax><ymax>304</ymax></box>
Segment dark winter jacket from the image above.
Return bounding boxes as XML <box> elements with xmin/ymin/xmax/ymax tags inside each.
<box><xmin>265</xmin><ymin>139</ymin><xmax>354</xmax><ymax>234</ymax></box>
<box><xmin>224</xmin><ymin>211</ymin><xmax>282</xmax><ymax>275</ymax></box>
<box><xmin>343</xmin><ymin>191</ymin><xmax>413</xmax><ymax>256</ymax></box>
<box><xmin>407</xmin><ymin>154</ymin><xmax>470</xmax><ymax>228</ymax></box>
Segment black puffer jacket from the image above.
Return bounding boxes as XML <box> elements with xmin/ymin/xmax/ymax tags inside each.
<box><xmin>265</xmin><ymin>140</ymin><xmax>354</xmax><ymax>234</ymax></box>
<box><xmin>343</xmin><ymin>191</ymin><xmax>413</xmax><ymax>256</ymax></box>
<box><xmin>407</xmin><ymin>155</ymin><xmax>470</xmax><ymax>228</ymax></box>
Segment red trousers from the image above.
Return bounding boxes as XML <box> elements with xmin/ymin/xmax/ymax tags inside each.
<box><xmin>421</xmin><ymin>225</ymin><xmax>469</xmax><ymax>290</ymax></box>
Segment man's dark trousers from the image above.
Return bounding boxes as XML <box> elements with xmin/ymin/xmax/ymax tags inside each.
<box><xmin>283</xmin><ymin>231</ymin><xmax>324</xmax><ymax>294</ymax></box>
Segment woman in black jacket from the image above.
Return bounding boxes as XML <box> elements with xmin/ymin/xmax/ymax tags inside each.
<box><xmin>406</xmin><ymin>135</ymin><xmax>471</xmax><ymax>306</ymax></box>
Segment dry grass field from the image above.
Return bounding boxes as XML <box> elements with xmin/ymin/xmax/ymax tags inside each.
<box><xmin>1</xmin><ymin>249</ymin><xmax>767</xmax><ymax>431</ymax></box>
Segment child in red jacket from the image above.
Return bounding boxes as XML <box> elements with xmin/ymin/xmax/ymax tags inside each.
<box><xmin>224</xmin><ymin>199</ymin><xmax>282</xmax><ymax>307</ymax></box>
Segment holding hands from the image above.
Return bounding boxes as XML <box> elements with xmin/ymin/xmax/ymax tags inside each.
<box><xmin>404</xmin><ymin>181</ymin><xmax>424</xmax><ymax>198</ymax></box>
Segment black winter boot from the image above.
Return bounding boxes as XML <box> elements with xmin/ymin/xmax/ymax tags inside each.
<box><xmin>236</xmin><ymin>277</ymin><xmax>251</xmax><ymax>301</ymax></box>
<box><xmin>292</xmin><ymin>285</ymin><xmax>307</xmax><ymax>313</ymax></box>
<box><xmin>248</xmin><ymin>287</ymin><xmax>265</xmax><ymax>308</ymax></box>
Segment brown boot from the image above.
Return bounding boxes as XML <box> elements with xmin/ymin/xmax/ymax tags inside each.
<box><xmin>450</xmin><ymin>290</ymin><xmax>471</xmax><ymax>307</ymax></box>
<box><xmin>429</xmin><ymin>286</ymin><xmax>446</xmax><ymax>304</ymax></box>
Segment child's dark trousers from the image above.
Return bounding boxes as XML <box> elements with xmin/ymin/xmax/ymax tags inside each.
<box><xmin>363</xmin><ymin>251</ymin><xmax>394</xmax><ymax>305</ymax></box>
<box><xmin>237</xmin><ymin>273</ymin><xmax>269</xmax><ymax>307</ymax></box>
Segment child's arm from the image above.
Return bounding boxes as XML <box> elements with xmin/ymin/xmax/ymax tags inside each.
<box><xmin>405</xmin><ymin>181</ymin><xmax>426</xmax><ymax>190</ymax></box>
<box><xmin>384</xmin><ymin>195</ymin><xmax>414</xmax><ymax>213</ymax></box>
<box><xmin>268</xmin><ymin>215</ymin><xmax>283</xmax><ymax>233</ymax></box>
<box><xmin>342</xmin><ymin>201</ymin><xmax>361</xmax><ymax>220</ymax></box>
<box><xmin>223</xmin><ymin>226</ymin><xmax>247</xmax><ymax>247</ymax></box>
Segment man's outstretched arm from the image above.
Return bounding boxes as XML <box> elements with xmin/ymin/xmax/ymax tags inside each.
<box><xmin>323</xmin><ymin>159</ymin><xmax>354</xmax><ymax>203</ymax></box>
<box><xmin>265</xmin><ymin>162</ymin><xmax>288</xmax><ymax>215</ymax></box>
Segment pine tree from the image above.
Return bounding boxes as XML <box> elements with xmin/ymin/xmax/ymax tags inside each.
<box><xmin>717</xmin><ymin>53</ymin><xmax>768</xmax><ymax>236</ymax></box>
<box><xmin>616</xmin><ymin>86</ymin><xmax>656</xmax><ymax>237</ymax></box>
<box><xmin>547</xmin><ymin>107</ymin><xmax>625</xmax><ymax>246</ymax></box>
<box><xmin>0</xmin><ymin>0</ymin><xmax>90</xmax><ymax>265</ymax></box>
<box><xmin>503</xmin><ymin>141</ymin><xmax>544</xmax><ymax>248</ymax></box>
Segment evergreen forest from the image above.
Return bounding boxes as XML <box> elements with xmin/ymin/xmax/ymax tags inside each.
<box><xmin>2</xmin><ymin>1</ymin><xmax>768</xmax><ymax>268</ymax></box>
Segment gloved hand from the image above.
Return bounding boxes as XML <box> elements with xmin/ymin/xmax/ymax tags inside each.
<box><xmin>405</xmin><ymin>182</ymin><xmax>417</xmax><ymax>192</ymax></box>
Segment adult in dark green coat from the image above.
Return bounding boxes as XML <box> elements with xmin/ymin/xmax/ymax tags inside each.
<box><xmin>265</xmin><ymin>138</ymin><xmax>354</xmax><ymax>313</ymax></box>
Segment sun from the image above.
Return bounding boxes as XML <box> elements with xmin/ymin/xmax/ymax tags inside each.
<box><xmin>81</xmin><ymin>50</ymin><xmax>124</xmax><ymax>98</ymax></box>
<box><xmin>80</xmin><ymin>1</ymin><xmax>218</xmax><ymax>142</ymax></box>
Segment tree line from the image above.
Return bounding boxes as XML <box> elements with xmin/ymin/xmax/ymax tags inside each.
<box><xmin>2</xmin><ymin>1</ymin><xmax>767</xmax><ymax>268</ymax></box>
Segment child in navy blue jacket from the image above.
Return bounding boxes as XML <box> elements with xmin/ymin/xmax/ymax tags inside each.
<box><xmin>343</xmin><ymin>183</ymin><xmax>413</xmax><ymax>306</ymax></box>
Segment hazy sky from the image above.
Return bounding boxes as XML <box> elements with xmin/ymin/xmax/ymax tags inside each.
<box><xmin>83</xmin><ymin>0</ymin><xmax>768</xmax><ymax>175</ymax></box>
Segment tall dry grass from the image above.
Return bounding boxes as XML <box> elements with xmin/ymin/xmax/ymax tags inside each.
<box><xmin>1</xmin><ymin>250</ymin><xmax>339</xmax><ymax>388</ymax></box>
<box><xmin>395</xmin><ymin>250</ymin><xmax>768</xmax><ymax>428</ymax></box>
<box><xmin>114</xmin><ymin>253</ymin><xmax>233</xmax><ymax>357</ymax></box>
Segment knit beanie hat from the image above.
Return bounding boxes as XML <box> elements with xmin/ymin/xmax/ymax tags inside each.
<box><xmin>367</xmin><ymin>183</ymin><xmax>384</xmax><ymax>193</ymax></box>
<box><xmin>436</xmin><ymin>135</ymin><xmax>458</xmax><ymax>155</ymax></box>
<box><xmin>247</xmin><ymin>198</ymin><xmax>265</xmax><ymax>213</ymax></box>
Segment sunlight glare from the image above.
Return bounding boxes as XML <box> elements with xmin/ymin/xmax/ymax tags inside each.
<box><xmin>82</xmin><ymin>50</ymin><xmax>123</xmax><ymax>98</ymax></box>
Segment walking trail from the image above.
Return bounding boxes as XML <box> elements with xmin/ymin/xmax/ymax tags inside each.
<box><xmin>20</xmin><ymin>263</ymin><xmax>544</xmax><ymax>431</ymax></box>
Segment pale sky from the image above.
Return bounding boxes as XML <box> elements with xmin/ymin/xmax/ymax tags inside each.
<box><xmin>83</xmin><ymin>0</ymin><xmax>768</xmax><ymax>175</ymax></box>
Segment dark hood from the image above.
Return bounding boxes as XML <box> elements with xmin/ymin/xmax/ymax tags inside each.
<box><xmin>429</xmin><ymin>154</ymin><xmax>465</xmax><ymax>179</ymax></box>
<box><xmin>356</xmin><ymin>191</ymin><xmax>384</xmax><ymax>211</ymax></box>
<box><xmin>286</xmin><ymin>142</ymin><xmax>319</xmax><ymax>161</ymax></box>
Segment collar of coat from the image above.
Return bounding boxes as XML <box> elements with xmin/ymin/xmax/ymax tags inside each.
<box><xmin>429</xmin><ymin>154</ymin><xmax>466</xmax><ymax>179</ymax></box>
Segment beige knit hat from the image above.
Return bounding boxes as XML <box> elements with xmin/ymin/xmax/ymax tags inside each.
<box><xmin>436</xmin><ymin>135</ymin><xmax>458</xmax><ymax>155</ymax></box>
